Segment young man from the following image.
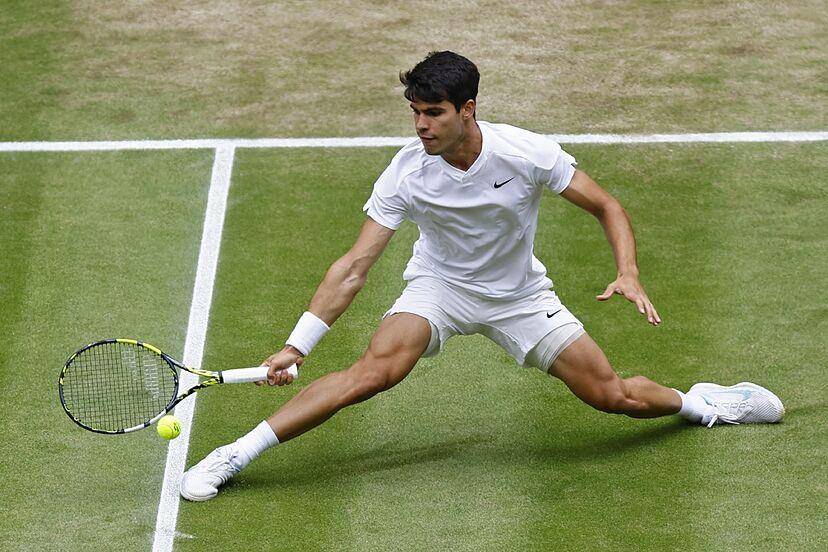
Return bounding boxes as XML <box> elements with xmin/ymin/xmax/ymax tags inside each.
<box><xmin>180</xmin><ymin>51</ymin><xmax>784</xmax><ymax>501</ymax></box>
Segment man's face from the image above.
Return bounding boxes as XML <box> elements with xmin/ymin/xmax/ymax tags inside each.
<box><xmin>410</xmin><ymin>99</ymin><xmax>469</xmax><ymax>156</ymax></box>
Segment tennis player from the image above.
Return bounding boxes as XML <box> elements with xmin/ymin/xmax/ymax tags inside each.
<box><xmin>181</xmin><ymin>51</ymin><xmax>784</xmax><ymax>501</ymax></box>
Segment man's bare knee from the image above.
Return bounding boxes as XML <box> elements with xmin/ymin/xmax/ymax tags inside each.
<box><xmin>335</xmin><ymin>312</ymin><xmax>430</xmax><ymax>407</ymax></box>
<box><xmin>341</xmin><ymin>361</ymin><xmax>394</xmax><ymax>405</ymax></box>
<box><xmin>339</xmin><ymin>342</ymin><xmax>418</xmax><ymax>406</ymax></box>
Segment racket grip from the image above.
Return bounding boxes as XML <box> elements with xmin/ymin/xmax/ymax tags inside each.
<box><xmin>221</xmin><ymin>364</ymin><xmax>299</xmax><ymax>384</ymax></box>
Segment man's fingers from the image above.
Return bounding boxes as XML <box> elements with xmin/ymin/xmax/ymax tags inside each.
<box><xmin>266</xmin><ymin>366</ymin><xmax>295</xmax><ymax>387</ymax></box>
<box><xmin>274</xmin><ymin>368</ymin><xmax>294</xmax><ymax>386</ymax></box>
<box><xmin>599</xmin><ymin>276</ymin><xmax>661</xmax><ymax>325</ymax></box>
<box><xmin>255</xmin><ymin>362</ymin><xmax>270</xmax><ymax>386</ymax></box>
<box><xmin>259</xmin><ymin>352</ymin><xmax>303</xmax><ymax>387</ymax></box>
<box><xmin>265</xmin><ymin>363</ymin><xmax>280</xmax><ymax>386</ymax></box>
<box><xmin>643</xmin><ymin>302</ymin><xmax>655</xmax><ymax>325</ymax></box>
<box><xmin>635</xmin><ymin>297</ymin><xmax>646</xmax><ymax>315</ymax></box>
<box><xmin>596</xmin><ymin>284</ymin><xmax>616</xmax><ymax>301</ymax></box>
<box><xmin>268</xmin><ymin>367</ymin><xmax>284</xmax><ymax>386</ymax></box>
<box><xmin>626</xmin><ymin>290</ymin><xmax>657</xmax><ymax>324</ymax></box>
<box><xmin>647</xmin><ymin>301</ymin><xmax>662</xmax><ymax>326</ymax></box>
<box><xmin>638</xmin><ymin>296</ymin><xmax>661</xmax><ymax>326</ymax></box>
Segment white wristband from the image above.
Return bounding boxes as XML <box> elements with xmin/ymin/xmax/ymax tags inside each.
<box><xmin>286</xmin><ymin>311</ymin><xmax>330</xmax><ymax>356</ymax></box>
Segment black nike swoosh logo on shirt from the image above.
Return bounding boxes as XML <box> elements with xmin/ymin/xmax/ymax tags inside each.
<box><xmin>547</xmin><ymin>310</ymin><xmax>562</xmax><ymax>318</ymax></box>
<box><xmin>493</xmin><ymin>176</ymin><xmax>515</xmax><ymax>189</ymax></box>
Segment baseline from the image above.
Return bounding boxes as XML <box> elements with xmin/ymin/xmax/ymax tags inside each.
<box><xmin>0</xmin><ymin>131</ymin><xmax>826</xmax><ymax>153</ymax></box>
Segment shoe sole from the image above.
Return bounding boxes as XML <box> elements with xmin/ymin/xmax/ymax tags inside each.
<box><xmin>180</xmin><ymin>488</ymin><xmax>216</xmax><ymax>502</ymax></box>
<box><xmin>179</xmin><ymin>474</ymin><xmax>219</xmax><ymax>502</ymax></box>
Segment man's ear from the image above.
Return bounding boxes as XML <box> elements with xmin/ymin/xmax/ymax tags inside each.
<box><xmin>462</xmin><ymin>99</ymin><xmax>476</xmax><ymax>120</ymax></box>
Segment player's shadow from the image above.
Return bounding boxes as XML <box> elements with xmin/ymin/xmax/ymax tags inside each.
<box><xmin>523</xmin><ymin>418</ymin><xmax>691</xmax><ymax>464</ymax></box>
<box><xmin>242</xmin><ymin>419</ymin><xmax>690</xmax><ymax>490</ymax></box>
<box><xmin>241</xmin><ymin>434</ymin><xmax>486</xmax><ymax>491</ymax></box>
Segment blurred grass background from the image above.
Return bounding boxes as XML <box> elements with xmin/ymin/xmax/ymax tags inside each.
<box><xmin>1</xmin><ymin>1</ymin><xmax>825</xmax><ymax>140</ymax></box>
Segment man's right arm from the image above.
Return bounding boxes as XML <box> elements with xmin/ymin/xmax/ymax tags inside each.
<box><xmin>261</xmin><ymin>217</ymin><xmax>396</xmax><ymax>383</ymax></box>
<box><xmin>306</xmin><ymin>217</ymin><xmax>395</xmax><ymax>325</ymax></box>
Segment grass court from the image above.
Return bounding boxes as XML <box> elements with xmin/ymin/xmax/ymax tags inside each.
<box><xmin>1</xmin><ymin>2</ymin><xmax>826</xmax><ymax>551</ymax></box>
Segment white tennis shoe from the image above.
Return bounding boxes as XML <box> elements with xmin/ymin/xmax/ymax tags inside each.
<box><xmin>180</xmin><ymin>445</ymin><xmax>241</xmax><ymax>501</ymax></box>
<box><xmin>687</xmin><ymin>382</ymin><xmax>785</xmax><ymax>428</ymax></box>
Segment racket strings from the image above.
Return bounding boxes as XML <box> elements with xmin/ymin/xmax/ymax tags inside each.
<box><xmin>61</xmin><ymin>342</ymin><xmax>177</xmax><ymax>432</ymax></box>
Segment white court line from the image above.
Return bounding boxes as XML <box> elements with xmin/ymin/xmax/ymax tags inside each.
<box><xmin>0</xmin><ymin>131</ymin><xmax>826</xmax><ymax>152</ymax></box>
<box><xmin>151</xmin><ymin>145</ymin><xmax>235</xmax><ymax>552</ymax></box>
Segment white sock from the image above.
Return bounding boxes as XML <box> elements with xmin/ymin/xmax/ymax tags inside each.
<box><xmin>229</xmin><ymin>421</ymin><xmax>280</xmax><ymax>470</ymax></box>
<box><xmin>674</xmin><ymin>389</ymin><xmax>713</xmax><ymax>423</ymax></box>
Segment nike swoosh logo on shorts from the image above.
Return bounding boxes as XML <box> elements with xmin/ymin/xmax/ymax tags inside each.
<box><xmin>547</xmin><ymin>309</ymin><xmax>562</xmax><ymax>318</ymax></box>
<box><xmin>493</xmin><ymin>176</ymin><xmax>515</xmax><ymax>189</ymax></box>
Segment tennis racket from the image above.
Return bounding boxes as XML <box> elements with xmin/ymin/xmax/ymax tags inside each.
<box><xmin>59</xmin><ymin>338</ymin><xmax>297</xmax><ymax>434</ymax></box>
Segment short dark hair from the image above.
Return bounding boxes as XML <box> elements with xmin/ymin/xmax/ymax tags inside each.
<box><xmin>400</xmin><ymin>51</ymin><xmax>479</xmax><ymax>113</ymax></box>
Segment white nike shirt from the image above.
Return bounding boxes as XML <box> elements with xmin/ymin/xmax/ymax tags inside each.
<box><xmin>363</xmin><ymin>121</ymin><xmax>576</xmax><ymax>300</ymax></box>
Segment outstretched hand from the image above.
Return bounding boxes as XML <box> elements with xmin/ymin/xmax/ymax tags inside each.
<box><xmin>597</xmin><ymin>274</ymin><xmax>661</xmax><ymax>326</ymax></box>
<box><xmin>256</xmin><ymin>346</ymin><xmax>304</xmax><ymax>386</ymax></box>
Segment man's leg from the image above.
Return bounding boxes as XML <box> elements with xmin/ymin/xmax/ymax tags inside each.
<box><xmin>267</xmin><ymin>312</ymin><xmax>431</xmax><ymax>441</ymax></box>
<box><xmin>545</xmin><ymin>331</ymin><xmax>786</xmax><ymax>426</ymax></box>
<box><xmin>181</xmin><ymin>313</ymin><xmax>431</xmax><ymax>501</ymax></box>
<box><xmin>547</xmin><ymin>332</ymin><xmax>681</xmax><ymax>418</ymax></box>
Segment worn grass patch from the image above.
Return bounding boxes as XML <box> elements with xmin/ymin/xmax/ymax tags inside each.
<box><xmin>1</xmin><ymin>0</ymin><xmax>825</xmax><ymax>140</ymax></box>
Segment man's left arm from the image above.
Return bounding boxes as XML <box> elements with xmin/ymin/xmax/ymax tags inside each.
<box><xmin>559</xmin><ymin>169</ymin><xmax>661</xmax><ymax>326</ymax></box>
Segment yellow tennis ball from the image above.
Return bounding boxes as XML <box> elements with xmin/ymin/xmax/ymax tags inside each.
<box><xmin>157</xmin><ymin>415</ymin><xmax>181</xmax><ymax>440</ymax></box>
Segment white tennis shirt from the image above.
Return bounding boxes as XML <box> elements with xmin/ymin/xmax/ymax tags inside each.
<box><xmin>363</xmin><ymin>121</ymin><xmax>576</xmax><ymax>300</ymax></box>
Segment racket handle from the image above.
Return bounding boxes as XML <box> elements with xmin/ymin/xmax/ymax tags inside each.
<box><xmin>220</xmin><ymin>364</ymin><xmax>299</xmax><ymax>384</ymax></box>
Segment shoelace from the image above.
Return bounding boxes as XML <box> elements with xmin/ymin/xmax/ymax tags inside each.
<box><xmin>705</xmin><ymin>399</ymin><xmax>753</xmax><ymax>428</ymax></box>
<box><xmin>706</xmin><ymin>411</ymin><xmax>740</xmax><ymax>428</ymax></box>
<box><xmin>201</xmin><ymin>448</ymin><xmax>240</xmax><ymax>476</ymax></box>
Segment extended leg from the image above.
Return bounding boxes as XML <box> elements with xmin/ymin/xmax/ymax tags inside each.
<box><xmin>548</xmin><ymin>333</ymin><xmax>681</xmax><ymax>418</ymax></box>
<box><xmin>267</xmin><ymin>312</ymin><xmax>431</xmax><ymax>441</ymax></box>
<box><xmin>180</xmin><ymin>313</ymin><xmax>431</xmax><ymax>501</ymax></box>
<box><xmin>548</xmin><ymin>333</ymin><xmax>785</xmax><ymax>427</ymax></box>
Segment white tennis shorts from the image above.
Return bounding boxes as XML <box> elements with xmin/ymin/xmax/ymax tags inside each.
<box><xmin>385</xmin><ymin>276</ymin><xmax>585</xmax><ymax>370</ymax></box>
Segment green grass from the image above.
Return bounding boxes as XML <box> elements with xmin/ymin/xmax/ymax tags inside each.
<box><xmin>172</xmin><ymin>143</ymin><xmax>827</xmax><ymax>551</ymax></box>
<box><xmin>0</xmin><ymin>151</ymin><xmax>213</xmax><ymax>550</ymax></box>
<box><xmin>1</xmin><ymin>1</ymin><xmax>826</xmax><ymax>140</ymax></box>
<box><xmin>0</xmin><ymin>145</ymin><xmax>824</xmax><ymax>551</ymax></box>
<box><xmin>1</xmin><ymin>2</ymin><xmax>826</xmax><ymax>550</ymax></box>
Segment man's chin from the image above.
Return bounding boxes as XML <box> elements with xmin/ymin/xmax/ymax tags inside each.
<box><xmin>421</xmin><ymin>140</ymin><xmax>440</xmax><ymax>155</ymax></box>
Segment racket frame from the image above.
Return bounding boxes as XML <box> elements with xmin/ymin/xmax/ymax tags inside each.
<box><xmin>60</xmin><ymin>339</ymin><xmax>227</xmax><ymax>434</ymax></box>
